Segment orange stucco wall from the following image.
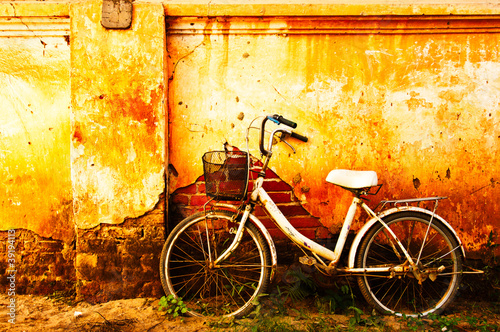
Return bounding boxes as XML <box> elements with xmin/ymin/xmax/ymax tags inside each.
<box><xmin>0</xmin><ymin>1</ymin><xmax>166</xmax><ymax>243</ymax></box>
<box><xmin>0</xmin><ymin>3</ymin><xmax>72</xmax><ymax>242</ymax></box>
<box><xmin>70</xmin><ymin>1</ymin><xmax>166</xmax><ymax>231</ymax></box>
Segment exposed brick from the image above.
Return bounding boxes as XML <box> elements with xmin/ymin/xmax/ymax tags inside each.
<box><xmin>100</xmin><ymin>226</ymin><xmax>143</xmax><ymax>239</ymax></box>
<box><xmin>78</xmin><ymin>281</ymin><xmax>104</xmax><ymax>303</ymax></box>
<box><xmin>141</xmin><ymin>280</ymin><xmax>163</xmax><ymax>298</ymax></box>
<box><xmin>267</xmin><ymin>192</ymin><xmax>292</xmax><ymax>203</ymax></box>
<box><xmin>197</xmin><ymin>181</ymin><xmax>206</xmax><ymax>193</ymax></box>
<box><xmin>263</xmin><ymin>179</ymin><xmax>293</xmax><ymax>191</ymax></box>
<box><xmin>173</xmin><ymin>206</ymin><xmax>196</xmax><ymax>220</ymax></box>
<box><xmin>72</xmin><ymin>193</ymin><xmax>165</xmax><ymax>303</ymax></box>
<box><xmin>123</xmin><ymin>237</ymin><xmax>156</xmax><ymax>254</ymax></box>
<box><xmin>143</xmin><ymin>225</ymin><xmax>165</xmax><ymax>239</ymax></box>
<box><xmin>0</xmin><ymin>229</ymin><xmax>76</xmax><ymax>296</ymax></box>
<box><xmin>275</xmin><ymin>204</ymin><xmax>310</xmax><ymax>217</ymax></box>
<box><xmin>38</xmin><ymin>240</ymin><xmax>63</xmax><ymax>252</ymax></box>
<box><xmin>78</xmin><ymin>238</ymin><xmax>118</xmax><ymax>254</ymax></box>
<box><xmin>288</xmin><ymin>216</ymin><xmax>321</xmax><ymax>228</ymax></box>
<box><xmin>316</xmin><ymin>226</ymin><xmax>333</xmax><ymax>239</ymax></box>
<box><xmin>174</xmin><ymin>183</ymin><xmax>198</xmax><ymax>195</ymax></box>
<box><xmin>253</xmin><ymin>206</ymin><xmax>267</xmax><ymax>217</ymax></box>
<box><xmin>171</xmin><ymin>193</ymin><xmax>190</xmax><ymax>205</ymax></box>
<box><xmin>264</xmin><ymin>168</ymin><xmax>280</xmax><ymax>179</ymax></box>
<box><xmin>298</xmin><ymin>228</ymin><xmax>316</xmax><ymax>239</ymax></box>
<box><xmin>190</xmin><ymin>194</ymin><xmax>209</xmax><ymax>206</ymax></box>
<box><xmin>267</xmin><ymin>227</ymin><xmax>287</xmax><ymax>239</ymax></box>
<box><xmin>259</xmin><ymin>217</ymin><xmax>275</xmax><ymax>229</ymax></box>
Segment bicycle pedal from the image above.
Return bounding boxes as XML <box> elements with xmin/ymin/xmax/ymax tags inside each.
<box><xmin>299</xmin><ymin>256</ymin><xmax>316</xmax><ymax>266</ymax></box>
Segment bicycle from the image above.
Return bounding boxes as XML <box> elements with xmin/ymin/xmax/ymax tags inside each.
<box><xmin>160</xmin><ymin>114</ymin><xmax>467</xmax><ymax>318</ymax></box>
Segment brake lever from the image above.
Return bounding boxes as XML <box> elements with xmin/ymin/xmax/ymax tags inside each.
<box><xmin>280</xmin><ymin>135</ymin><xmax>296</xmax><ymax>154</ymax></box>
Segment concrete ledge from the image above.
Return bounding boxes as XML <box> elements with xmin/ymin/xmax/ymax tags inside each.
<box><xmin>167</xmin><ymin>15</ymin><xmax>500</xmax><ymax>35</ymax></box>
<box><xmin>161</xmin><ymin>0</ymin><xmax>500</xmax><ymax>17</ymax></box>
<box><xmin>0</xmin><ymin>2</ymin><xmax>69</xmax><ymax>17</ymax></box>
<box><xmin>1</xmin><ymin>1</ymin><xmax>499</xmax><ymax>18</ymax></box>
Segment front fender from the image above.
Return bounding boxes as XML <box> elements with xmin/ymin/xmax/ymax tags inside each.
<box><xmin>347</xmin><ymin>206</ymin><xmax>465</xmax><ymax>268</ymax></box>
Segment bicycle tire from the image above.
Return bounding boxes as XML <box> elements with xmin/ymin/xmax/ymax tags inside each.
<box><xmin>160</xmin><ymin>209</ymin><xmax>271</xmax><ymax>318</ymax></box>
<box><xmin>356</xmin><ymin>211</ymin><xmax>463</xmax><ymax>317</ymax></box>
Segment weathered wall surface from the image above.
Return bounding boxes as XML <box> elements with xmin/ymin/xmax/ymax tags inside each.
<box><xmin>167</xmin><ymin>13</ymin><xmax>500</xmax><ymax>259</ymax></box>
<box><xmin>71</xmin><ymin>1</ymin><xmax>166</xmax><ymax>230</ymax></box>
<box><xmin>0</xmin><ymin>4</ymin><xmax>72</xmax><ymax>242</ymax></box>
<box><xmin>70</xmin><ymin>0</ymin><xmax>166</xmax><ymax>301</ymax></box>
<box><xmin>1</xmin><ymin>0</ymin><xmax>499</xmax><ymax>301</ymax></box>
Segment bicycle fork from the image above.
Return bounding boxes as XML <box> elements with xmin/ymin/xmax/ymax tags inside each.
<box><xmin>211</xmin><ymin>205</ymin><xmax>252</xmax><ymax>267</ymax></box>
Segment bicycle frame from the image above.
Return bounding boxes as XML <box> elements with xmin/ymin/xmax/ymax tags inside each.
<box><xmin>214</xmin><ymin>176</ymin><xmax>430</xmax><ymax>276</ymax></box>
<box><xmin>253</xmin><ymin>177</ymin><xmax>422</xmax><ymax>273</ymax></box>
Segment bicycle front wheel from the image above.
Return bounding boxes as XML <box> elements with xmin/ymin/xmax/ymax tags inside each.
<box><xmin>160</xmin><ymin>209</ymin><xmax>271</xmax><ymax>318</ymax></box>
<box><xmin>356</xmin><ymin>211</ymin><xmax>463</xmax><ymax>317</ymax></box>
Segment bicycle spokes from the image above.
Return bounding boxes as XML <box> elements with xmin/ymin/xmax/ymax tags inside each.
<box><xmin>161</xmin><ymin>211</ymin><xmax>271</xmax><ymax>317</ymax></box>
<box><xmin>357</xmin><ymin>211</ymin><xmax>463</xmax><ymax>316</ymax></box>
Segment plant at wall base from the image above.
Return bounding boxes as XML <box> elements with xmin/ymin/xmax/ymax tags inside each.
<box><xmin>158</xmin><ymin>294</ymin><xmax>188</xmax><ymax>321</ymax></box>
<box><xmin>399</xmin><ymin>314</ymin><xmax>425</xmax><ymax>332</ymax></box>
<box><xmin>347</xmin><ymin>306</ymin><xmax>384</xmax><ymax>330</ymax></box>
<box><xmin>315</xmin><ymin>284</ymin><xmax>354</xmax><ymax>314</ymax></box>
<box><xmin>282</xmin><ymin>268</ymin><xmax>317</xmax><ymax>302</ymax></box>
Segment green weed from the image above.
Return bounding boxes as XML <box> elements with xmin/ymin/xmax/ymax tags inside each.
<box><xmin>158</xmin><ymin>294</ymin><xmax>188</xmax><ymax>321</ymax></box>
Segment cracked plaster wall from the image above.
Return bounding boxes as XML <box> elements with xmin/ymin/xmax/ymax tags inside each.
<box><xmin>0</xmin><ymin>5</ymin><xmax>72</xmax><ymax>242</ymax></box>
<box><xmin>71</xmin><ymin>1</ymin><xmax>166</xmax><ymax>231</ymax></box>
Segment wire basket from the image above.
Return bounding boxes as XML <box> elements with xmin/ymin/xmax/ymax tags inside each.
<box><xmin>202</xmin><ymin>150</ymin><xmax>249</xmax><ymax>201</ymax></box>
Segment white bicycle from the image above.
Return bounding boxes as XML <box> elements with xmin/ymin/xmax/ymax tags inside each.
<box><xmin>160</xmin><ymin>114</ymin><xmax>467</xmax><ymax>318</ymax></box>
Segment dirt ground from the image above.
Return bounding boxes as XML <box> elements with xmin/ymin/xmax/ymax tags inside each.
<box><xmin>1</xmin><ymin>293</ymin><xmax>499</xmax><ymax>332</ymax></box>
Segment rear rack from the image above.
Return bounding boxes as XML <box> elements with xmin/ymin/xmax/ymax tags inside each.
<box><xmin>374</xmin><ymin>196</ymin><xmax>448</xmax><ymax>213</ymax></box>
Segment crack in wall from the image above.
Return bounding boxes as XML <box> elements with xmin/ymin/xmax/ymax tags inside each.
<box><xmin>9</xmin><ymin>2</ymin><xmax>48</xmax><ymax>52</ymax></box>
<box><xmin>168</xmin><ymin>40</ymin><xmax>205</xmax><ymax>81</ymax></box>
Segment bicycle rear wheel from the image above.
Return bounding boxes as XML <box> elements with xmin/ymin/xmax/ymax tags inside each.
<box><xmin>356</xmin><ymin>211</ymin><xmax>463</xmax><ymax>317</ymax></box>
<box><xmin>160</xmin><ymin>209</ymin><xmax>271</xmax><ymax>318</ymax></box>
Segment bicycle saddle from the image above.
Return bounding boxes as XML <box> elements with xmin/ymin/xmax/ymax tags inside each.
<box><xmin>326</xmin><ymin>169</ymin><xmax>378</xmax><ymax>189</ymax></box>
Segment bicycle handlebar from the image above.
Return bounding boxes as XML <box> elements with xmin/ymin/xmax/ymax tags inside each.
<box><xmin>291</xmin><ymin>131</ymin><xmax>308</xmax><ymax>143</ymax></box>
<box><xmin>259</xmin><ymin>114</ymin><xmax>308</xmax><ymax>156</ymax></box>
<box><xmin>271</xmin><ymin>114</ymin><xmax>297</xmax><ymax>129</ymax></box>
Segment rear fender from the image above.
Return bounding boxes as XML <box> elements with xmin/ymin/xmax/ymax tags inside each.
<box><xmin>347</xmin><ymin>206</ymin><xmax>465</xmax><ymax>268</ymax></box>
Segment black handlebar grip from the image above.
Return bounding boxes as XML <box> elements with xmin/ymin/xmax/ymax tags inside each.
<box><xmin>291</xmin><ymin>131</ymin><xmax>308</xmax><ymax>142</ymax></box>
<box><xmin>273</xmin><ymin>115</ymin><xmax>297</xmax><ymax>129</ymax></box>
